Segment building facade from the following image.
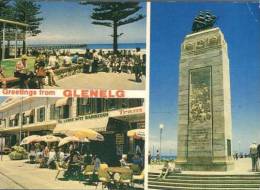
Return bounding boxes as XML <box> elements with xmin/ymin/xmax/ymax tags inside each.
<box><xmin>0</xmin><ymin>97</ymin><xmax>145</xmax><ymax>165</ymax></box>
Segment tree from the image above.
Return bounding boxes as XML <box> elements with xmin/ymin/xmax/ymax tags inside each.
<box><xmin>14</xmin><ymin>0</ymin><xmax>43</xmax><ymax>54</ymax></box>
<box><xmin>80</xmin><ymin>1</ymin><xmax>145</xmax><ymax>53</ymax></box>
<box><xmin>0</xmin><ymin>0</ymin><xmax>13</xmax><ymax>19</ymax></box>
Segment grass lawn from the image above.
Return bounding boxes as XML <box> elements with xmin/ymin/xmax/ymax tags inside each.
<box><xmin>0</xmin><ymin>57</ymin><xmax>35</xmax><ymax>77</ymax></box>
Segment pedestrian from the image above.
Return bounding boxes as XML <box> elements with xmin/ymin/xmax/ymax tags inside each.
<box><xmin>249</xmin><ymin>142</ymin><xmax>258</xmax><ymax>171</ymax></box>
<box><xmin>148</xmin><ymin>151</ymin><xmax>152</xmax><ymax>164</ymax></box>
<box><xmin>91</xmin><ymin>154</ymin><xmax>101</xmax><ymax>181</ymax></box>
<box><xmin>257</xmin><ymin>144</ymin><xmax>260</xmax><ymax>171</ymax></box>
<box><xmin>156</xmin><ymin>150</ymin><xmax>160</xmax><ymax>163</ymax></box>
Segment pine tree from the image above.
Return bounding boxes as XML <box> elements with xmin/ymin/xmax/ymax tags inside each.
<box><xmin>0</xmin><ymin>0</ymin><xmax>13</xmax><ymax>19</ymax></box>
<box><xmin>80</xmin><ymin>2</ymin><xmax>145</xmax><ymax>53</ymax></box>
<box><xmin>14</xmin><ymin>0</ymin><xmax>43</xmax><ymax>54</ymax></box>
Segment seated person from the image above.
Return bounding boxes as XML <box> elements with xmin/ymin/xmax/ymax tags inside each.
<box><xmin>0</xmin><ymin>66</ymin><xmax>6</xmax><ymax>88</ymax></box>
<box><xmin>29</xmin><ymin>147</ymin><xmax>36</xmax><ymax>163</ymax></box>
<box><xmin>47</xmin><ymin>148</ymin><xmax>57</xmax><ymax>169</ymax></box>
<box><xmin>71</xmin><ymin>53</ymin><xmax>79</xmax><ymax>64</ymax></box>
<box><xmin>34</xmin><ymin>55</ymin><xmax>46</xmax><ymax>88</ymax></box>
<box><xmin>15</xmin><ymin>55</ymin><xmax>29</xmax><ymax>88</ymax></box>
<box><xmin>120</xmin><ymin>154</ymin><xmax>129</xmax><ymax>167</ymax></box>
<box><xmin>158</xmin><ymin>161</ymin><xmax>172</xmax><ymax>179</ymax></box>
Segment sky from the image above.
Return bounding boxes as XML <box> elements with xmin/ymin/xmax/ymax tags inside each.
<box><xmin>149</xmin><ymin>2</ymin><xmax>260</xmax><ymax>156</ymax></box>
<box><xmin>26</xmin><ymin>1</ymin><xmax>146</xmax><ymax>44</ymax></box>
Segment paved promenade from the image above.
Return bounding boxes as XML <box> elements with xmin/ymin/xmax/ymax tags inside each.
<box><xmin>149</xmin><ymin>158</ymin><xmax>259</xmax><ymax>175</ymax></box>
<box><xmin>48</xmin><ymin>72</ymin><xmax>146</xmax><ymax>90</ymax></box>
<box><xmin>0</xmin><ymin>156</ymin><xmax>99</xmax><ymax>189</ymax></box>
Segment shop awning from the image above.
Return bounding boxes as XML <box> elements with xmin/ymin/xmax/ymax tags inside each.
<box><xmin>24</xmin><ymin>109</ymin><xmax>33</xmax><ymax>117</ymax></box>
<box><xmin>55</xmin><ymin>98</ymin><xmax>69</xmax><ymax>107</ymax></box>
<box><xmin>54</xmin><ymin>116</ymin><xmax>109</xmax><ymax>134</ymax></box>
<box><xmin>9</xmin><ymin>114</ymin><xmax>17</xmax><ymax>120</ymax></box>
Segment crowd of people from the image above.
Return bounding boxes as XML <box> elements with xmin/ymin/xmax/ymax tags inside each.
<box><xmin>0</xmin><ymin>47</ymin><xmax>145</xmax><ymax>89</ymax></box>
<box><xmin>25</xmin><ymin>141</ymin><xmax>144</xmax><ymax>184</ymax></box>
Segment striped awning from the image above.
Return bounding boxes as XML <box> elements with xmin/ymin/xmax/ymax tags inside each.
<box><xmin>55</xmin><ymin>98</ymin><xmax>69</xmax><ymax>107</ymax></box>
<box><xmin>24</xmin><ymin>109</ymin><xmax>33</xmax><ymax>117</ymax></box>
<box><xmin>9</xmin><ymin>114</ymin><xmax>18</xmax><ymax>120</ymax></box>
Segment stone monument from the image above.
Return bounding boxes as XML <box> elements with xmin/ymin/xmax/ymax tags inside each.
<box><xmin>175</xmin><ymin>11</ymin><xmax>234</xmax><ymax>171</ymax></box>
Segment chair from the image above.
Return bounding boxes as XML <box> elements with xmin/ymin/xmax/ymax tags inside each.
<box><xmin>83</xmin><ymin>165</ymin><xmax>95</xmax><ymax>179</ymax></box>
<box><xmin>116</xmin><ymin>170</ymin><xmax>133</xmax><ymax>189</ymax></box>
<box><xmin>96</xmin><ymin>168</ymin><xmax>113</xmax><ymax>190</ymax></box>
<box><xmin>132</xmin><ymin>170</ymin><xmax>144</xmax><ymax>188</ymax></box>
<box><xmin>130</xmin><ymin>164</ymin><xmax>141</xmax><ymax>175</ymax></box>
<box><xmin>100</xmin><ymin>163</ymin><xmax>109</xmax><ymax>170</ymax></box>
<box><xmin>55</xmin><ymin>161</ymin><xmax>67</xmax><ymax>180</ymax></box>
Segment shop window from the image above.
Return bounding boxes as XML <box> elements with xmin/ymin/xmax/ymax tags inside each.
<box><xmin>0</xmin><ymin>119</ymin><xmax>5</xmax><ymax>127</ymax></box>
<box><xmin>56</xmin><ymin>105</ymin><xmax>70</xmax><ymax>119</ymax></box>
<box><xmin>37</xmin><ymin>107</ymin><xmax>45</xmax><ymax>122</ymax></box>
<box><xmin>129</xmin><ymin>99</ymin><xmax>143</xmax><ymax>108</ymax></box>
<box><xmin>29</xmin><ymin>110</ymin><xmax>35</xmax><ymax>124</ymax></box>
<box><xmin>63</xmin><ymin>105</ymin><xmax>70</xmax><ymax>118</ymax></box>
<box><xmin>77</xmin><ymin>98</ymin><xmax>91</xmax><ymax>116</ymax></box>
<box><xmin>128</xmin><ymin>137</ymin><xmax>135</xmax><ymax>154</ymax></box>
<box><xmin>121</xmin><ymin>99</ymin><xmax>129</xmax><ymax>108</ymax></box>
<box><xmin>22</xmin><ymin>114</ymin><xmax>27</xmax><ymax>125</ymax></box>
<box><xmin>14</xmin><ymin>114</ymin><xmax>19</xmax><ymax>126</ymax></box>
<box><xmin>107</xmin><ymin>99</ymin><xmax>119</xmax><ymax>111</ymax></box>
<box><xmin>50</xmin><ymin>104</ymin><xmax>56</xmax><ymax>120</ymax></box>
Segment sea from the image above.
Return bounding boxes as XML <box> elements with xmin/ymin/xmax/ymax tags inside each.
<box><xmin>151</xmin><ymin>155</ymin><xmax>177</xmax><ymax>161</ymax></box>
<box><xmin>87</xmin><ymin>43</ymin><xmax>146</xmax><ymax>50</ymax></box>
<box><xmin>27</xmin><ymin>43</ymin><xmax>146</xmax><ymax>50</ymax></box>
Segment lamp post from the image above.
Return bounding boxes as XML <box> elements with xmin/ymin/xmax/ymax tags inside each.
<box><xmin>159</xmin><ymin>124</ymin><xmax>164</xmax><ymax>157</ymax></box>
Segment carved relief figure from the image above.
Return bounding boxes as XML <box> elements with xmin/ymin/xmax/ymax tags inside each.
<box><xmin>189</xmin><ymin>67</ymin><xmax>212</xmax><ymax>123</ymax></box>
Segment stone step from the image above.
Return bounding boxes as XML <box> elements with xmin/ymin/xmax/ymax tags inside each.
<box><xmin>148</xmin><ymin>181</ymin><xmax>260</xmax><ymax>188</ymax></box>
<box><xmin>148</xmin><ymin>184</ymin><xmax>260</xmax><ymax>190</ymax></box>
<box><xmin>149</xmin><ymin>175</ymin><xmax>260</xmax><ymax>180</ymax></box>
<box><xmin>149</xmin><ymin>172</ymin><xmax>260</xmax><ymax>177</ymax></box>
<box><xmin>148</xmin><ymin>177</ymin><xmax>260</xmax><ymax>184</ymax></box>
<box><xmin>149</xmin><ymin>173</ymin><xmax>260</xmax><ymax>179</ymax></box>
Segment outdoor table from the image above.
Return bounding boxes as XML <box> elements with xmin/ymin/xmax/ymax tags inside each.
<box><xmin>64</xmin><ymin>162</ymin><xmax>84</xmax><ymax>180</ymax></box>
<box><xmin>107</xmin><ymin>167</ymin><xmax>133</xmax><ymax>175</ymax></box>
<box><xmin>107</xmin><ymin>167</ymin><xmax>133</xmax><ymax>188</ymax></box>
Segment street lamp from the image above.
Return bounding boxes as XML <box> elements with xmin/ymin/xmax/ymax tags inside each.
<box><xmin>159</xmin><ymin>124</ymin><xmax>164</xmax><ymax>157</ymax></box>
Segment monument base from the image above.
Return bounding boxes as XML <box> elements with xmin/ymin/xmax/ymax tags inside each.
<box><xmin>175</xmin><ymin>160</ymin><xmax>234</xmax><ymax>171</ymax></box>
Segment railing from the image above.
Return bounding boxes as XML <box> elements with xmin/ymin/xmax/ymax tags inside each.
<box><xmin>54</xmin><ymin>64</ymin><xmax>83</xmax><ymax>80</ymax></box>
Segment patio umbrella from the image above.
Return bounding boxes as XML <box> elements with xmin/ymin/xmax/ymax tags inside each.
<box><xmin>127</xmin><ymin>129</ymin><xmax>145</xmax><ymax>140</ymax></box>
<box><xmin>20</xmin><ymin>135</ymin><xmax>41</xmax><ymax>145</ymax></box>
<box><xmin>54</xmin><ymin>127</ymin><xmax>104</xmax><ymax>141</ymax></box>
<box><xmin>58</xmin><ymin>136</ymin><xmax>89</xmax><ymax>147</ymax></box>
<box><xmin>40</xmin><ymin>135</ymin><xmax>61</xmax><ymax>143</ymax></box>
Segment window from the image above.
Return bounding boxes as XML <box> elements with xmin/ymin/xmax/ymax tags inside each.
<box><xmin>37</xmin><ymin>107</ymin><xmax>45</xmax><ymax>122</ymax></box>
<box><xmin>14</xmin><ymin>114</ymin><xmax>19</xmax><ymax>126</ymax></box>
<box><xmin>128</xmin><ymin>137</ymin><xmax>135</xmax><ymax>154</ymax></box>
<box><xmin>129</xmin><ymin>99</ymin><xmax>143</xmax><ymax>108</ymax></box>
<box><xmin>77</xmin><ymin>99</ymin><xmax>91</xmax><ymax>116</ymax></box>
<box><xmin>50</xmin><ymin>105</ymin><xmax>56</xmax><ymax>120</ymax></box>
<box><xmin>107</xmin><ymin>99</ymin><xmax>119</xmax><ymax>111</ymax></box>
<box><xmin>22</xmin><ymin>113</ymin><xmax>27</xmax><ymax>125</ymax></box>
<box><xmin>56</xmin><ymin>105</ymin><xmax>70</xmax><ymax>119</ymax></box>
<box><xmin>29</xmin><ymin>110</ymin><xmax>35</xmax><ymax>124</ymax></box>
